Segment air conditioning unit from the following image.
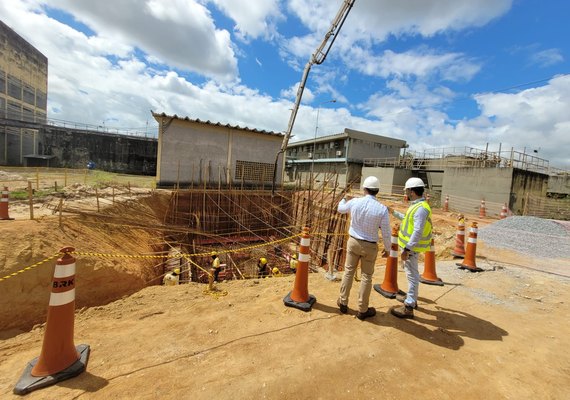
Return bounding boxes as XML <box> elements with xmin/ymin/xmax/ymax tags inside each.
<box><xmin>336</xmin><ymin>150</ymin><xmax>342</xmax><ymax>156</ymax></box>
<box><xmin>307</xmin><ymin>153</ymin><xmax>313</xmax><ymax>159</ymax></box>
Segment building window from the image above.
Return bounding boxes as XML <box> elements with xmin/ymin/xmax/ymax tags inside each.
<box><xmin>36</xmin><ymin>90</ymin><xmax>47</xmax><ymax>110</ymax></box>
<box><xmin>235</xmin><ymin>160</ymin><xmax>273</xmax><ymax>182</ymax></box>
<box><xmin>7</xmin><ymin>75</ymin><xmax>22</xmax><ymax>100</ymax></box>
<box><xmin>7</xmin><ymin>101</ymin><xmax>21</xmax><ymax>120</ymax></box>
<box><xmin>23</xmin><ymin>84</ymin><xmax>35</xmax><ymax>106</ymax></box>
<box><xmin>0</xmin><ymin>69</ymin><xmax>5</xmax><ymax>94</ymax></box>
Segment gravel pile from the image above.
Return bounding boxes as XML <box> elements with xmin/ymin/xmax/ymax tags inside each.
<box><xmin>479</xmin><ymin>216</ymin><xmax>570</xmax><ymax>259</ymax></box>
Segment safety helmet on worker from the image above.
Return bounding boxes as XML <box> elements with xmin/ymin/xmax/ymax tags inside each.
<box><xmin>259</xmin><ymin>257</ymin><xmax>267</xmax><ymax>265</ymax></box>
<box><xmin>291</xmin><ymin>254</ymin><xmax>297</xmax><ymax>259</ymax></box>
<box><xmin>362</xmin><ymin>176</ymin><xmax>380</xmax><ymax>189</ymax></box>
<box><xmin>272</xmin><ymin>267</ymin><xmax>280</xmax><ymax>274</ymax></box>
<box><xmin>173</xmin><ymin>268</ymin><xmax>180</xmax><ymax>275</ymax></box>
<box><xmin>404</xmin><ymin>177</ymin><xmax>425</xmax><ymax>189</ymax></box>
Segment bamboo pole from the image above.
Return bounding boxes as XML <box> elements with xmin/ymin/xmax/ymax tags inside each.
<box><xmin>58</xmin><ymin>197</ymin><xmax>63</xmax><ymax>228</ymax></box>
<box><xmin>28</xmin><ymin>180</ymin><xmax>34</xmax><ymax>220</ymax></box>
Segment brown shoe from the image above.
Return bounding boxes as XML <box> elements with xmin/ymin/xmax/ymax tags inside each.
<box><xmin>390</xmin><ymin>305</ymin><xmax>414</xmax><ymax>319</ymax></box>
<box><xmin>395</xmin><ymin>293</ymin><xmax>417</xmax><ymax>309</ymax></box>
<box><xmin>357</xmin><ymin>307</ymin><xmax>376</xmax><ymax>320</ymax></box>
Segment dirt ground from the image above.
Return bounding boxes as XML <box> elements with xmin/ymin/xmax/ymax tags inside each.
<box><xmin>0</xmin><ymin>188</ymin><xmax>569</xmax><ymax>399</ymax></box>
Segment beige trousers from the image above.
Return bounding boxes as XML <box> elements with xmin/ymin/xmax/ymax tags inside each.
<box><xmin>339</xmin><ymin>237</ymin><xmax>378</xmax><ymax>313</ymax></box>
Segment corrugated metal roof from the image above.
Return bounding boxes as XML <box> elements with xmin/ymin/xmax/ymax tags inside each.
<box><xmin>152</xmin><ymin>112</ymin><xmax>283</xmax><ymax>137</ymax></box>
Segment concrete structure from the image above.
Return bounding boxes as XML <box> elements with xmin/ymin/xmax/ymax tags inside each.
<box><xmin>285</xmin><ymin>128</ymin><xmax>407</xmax><ymax>187</ymax></box>
<box><xmin>0</xmin><ymin>20</ymin><xmax>48</xmax><ymax>165</ymax></box>
<box><xmin>40</xmin><ymin>126</ymin><xmax>157</xmax><ymax>174</ymax></box>
<box><xmin>153</xmin><ymin>112</ymin><xmax>283</xmax><ymax>187</ymax></box>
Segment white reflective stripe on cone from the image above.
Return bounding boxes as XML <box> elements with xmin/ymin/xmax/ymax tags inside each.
<box><xmin>49</xmin><ymin>288</ymin><xmax>75</xmax><ymax>306</ymax></box>
<box><xmin>456</xmin><ymin>230</ymin><xmax>465</xmax><ymax>235</ymax></box>
<box><xmin>390</xmin><ymin>250</ymin><xmax>399</xmax><ymax>258</ymax></box>
<box><xmin>470</xmin><ymin>228</ymin><xmax>478</xmax><ymax>234</ymax></box>
<box><xmin>467</xmin><ymin>238</ymin><xmax>477</xmax><ymax>243</ymax></box>
<box><xmin>298</xmin><ymin>253</ymin><xmax>310</xmax><ymax>263</ymax></box>
<box><xmin>0</xmin><ymin>199</ymin><xmax>7</xmax><ymax>202</ymax></box>
<box><xmin>300</xmin><ymin>238</ymin><xmax>310</xmax><ymax>247</ymax></box>
<box><xmin>54</xmin><ymin>263</ymin><xmax>76</xmax><ymax>278</ymax></box>
<box><xmin>430</xmin><ymin>246</ymin><xmax>435</xmax><ymax>251</ymax></box>
<box><xmin>391</xmin><ymin>236</ymin><xmax>398</xmax><ymax>244</ymax></box>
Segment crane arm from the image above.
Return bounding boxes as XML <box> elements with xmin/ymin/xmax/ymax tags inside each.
<box><xmin>272</xmin><ymin>0</ymin><xmax>356</xmax><ymax>192</ymax></box>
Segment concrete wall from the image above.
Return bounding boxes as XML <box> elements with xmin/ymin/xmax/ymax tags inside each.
<box><xmin>442</xmin><ymin>167</ymin><xmax>513</xmax><ymax>215</ymax></box>
<box><xmin>40</xmin><ymin>127</ymin><xmax>157</xmax><ymax>174</ymax></box>
<box><xmin>510</xmin><ymin>169</ymin><xmax>549</xmax><ymax>214</ymax></box>
<box><xmin>361</xmin><ymin>166</ymin><xmax>413</xmax><ymax>193</ymax></box>
<box><xmin>157</xmin><ymin>119</ymin><xmax>282</xmax><ymax>187</ymax></box>
<box><xmin>347</xmin><ymin>138</ymin><xmax>401</xmax><ymax>160</ymax></box>
<box><xmin>548</xmin><ymin>174</ymin><xmax>570</xmax><ymax>196</ymax></box>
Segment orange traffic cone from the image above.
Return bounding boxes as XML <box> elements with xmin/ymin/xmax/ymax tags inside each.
<box><xmin>457</xmin><ymin>222</ymin><xmax>483</xmax><ymax>272</ymax></box>
<box><xmin>479</xmin><ymin>200</ymin><xmax>486</xmax><ymax>218</ymax></box>
<box><xmin>284</xmin><ymin>227</ymin><xmax>316</xmax><ymax>311</ymax></box>
<box><xmin>500</xmin><ymin>203</ymin><xmax>508</xmax><ymax>219</ymax></box>
<box><xmin>374</xmin><ymin>225</ymin><xmax>405</xmax><ymax>298</ymax></box>
<box><xmin>451</xmin><ymin>215</ymin><xmax>466</xmax><ymax>258</ymax></box>
<box><xmin>443</xmin><ymin>195</ymin><xmax>449</xmax><ymax>212</ymax></box>
<box><xmin>14</xmin><ymin>247</ymin><xmax>90</xmax><ymax>395</ymax></box>
<box><xmin>1</xmin><ymin>186</ymin><xmax>14</xmax><ymax>220</ymax></box>
<box><xmin>420</xmin><ymin>238</ymin><xmax>443</xmax><ymax>286</ymax></box>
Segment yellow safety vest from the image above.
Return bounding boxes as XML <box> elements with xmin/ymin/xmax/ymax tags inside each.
<box><xmin>398</xmin><ymin>201</ymin><xmax>432</xmax><ymax>252</ymax></box>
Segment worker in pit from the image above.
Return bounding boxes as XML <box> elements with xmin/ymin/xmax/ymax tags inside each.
<box><xmin>211</xmin><ymin>253</ymin><xmax>221</xmax><ymax>283</ymax></box>
<box><xmin>289</xmin><ymin>254</ymin><xmax>298</xmax><ymax>274</ymax></box>
<box><xmin>257</xmin><ymin>257</ymin><xmax>269</xmax><ymax>278</ymax></box>
<box><xmin>272</xmin><ymin>267</ymin><xmax>282</xmax><ymax>277</ymax></box>
<box><xmin>163</xmin><ymin>268</ymin><xmax>180</xmax><ymax>286</ymax></box>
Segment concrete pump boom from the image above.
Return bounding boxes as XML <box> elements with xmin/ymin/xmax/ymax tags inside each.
<box><xmin>272</xmin><ymin>0</ymin><xmax>356</xmax><ymax>193</ymax></box>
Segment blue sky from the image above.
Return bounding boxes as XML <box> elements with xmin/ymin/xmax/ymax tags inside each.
<box><xmin>2</xmin><ymin>0</ymin><xmax>569</xmax><ymax>168</ymax></box>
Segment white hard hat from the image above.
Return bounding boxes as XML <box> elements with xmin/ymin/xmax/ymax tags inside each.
<box><xmin>362</xmin><ymin>176</ymin><xmax>380</xmax><ymax>189</ymax></box>
<box><xmin>404</xmin><ymin>177</ymin><xmax>425</xmax><ymax>189</ymax></box>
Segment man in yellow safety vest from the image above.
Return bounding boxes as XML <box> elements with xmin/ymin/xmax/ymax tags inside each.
<box><xmin>390</xmin><ymin>177</ymin><xmax>432</xmax><ymax>319</ymax></box>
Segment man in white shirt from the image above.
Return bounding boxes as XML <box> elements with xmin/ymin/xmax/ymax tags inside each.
<box><xmin>337</xmin><ymin>176</ymin><xmax>391</xmax><ymax>320</ymax></box>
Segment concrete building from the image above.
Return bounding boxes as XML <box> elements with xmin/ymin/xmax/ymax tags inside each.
<box><xmin>362</xmin><ymin>147</ymin><xmax>569</xmax><ymax>216</ymax></box>
<box><xmin>285</xmin><ymin>128</ymin><xmax>407</xmax><ymax>188</ymax></box>
<box><xmin>153</xmin><ymin>112</ymin><xmax>284</xmax><ymax>187</ymax></box>
<box><xmin>0</xmin><ymin>20</ymin><xmax>48</xmax><ymax>165</ymax></box>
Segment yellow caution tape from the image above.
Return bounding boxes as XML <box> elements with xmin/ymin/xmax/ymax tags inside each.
<box><xmin>0</xmin><ymin>253</ymin><xmax>60</xmax><ymax>282</ymax></box>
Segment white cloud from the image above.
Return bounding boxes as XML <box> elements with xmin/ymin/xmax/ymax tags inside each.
<box><xmin>208</xmin><ymin>0</ymin><xmax>283</xmax><ymax>41</ymax></box>
<box><xmin>530</xmin><ymin>48</ymin><xmax>564</xmax><ymax>67</ymax></box>
<box><xmin>36</xmin><ymin>0</ymin><xmax>238</xmax><ymax>81</ymax></box>
<box><xmin>348</xmin><ymin>48</ymin><xmax>480</xmax><ymax>81</ymax></box>
<box><xmin>280</xmin><ymin>83</ymin><xmax>315</xmax><ymax>104</ymax></box>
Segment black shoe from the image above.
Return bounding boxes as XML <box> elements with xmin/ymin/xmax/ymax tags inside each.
<box><xmin>357</xmin><ymin>307</ymin><xmax>376</xmax><ymax>320</ymax></box>
<box><xmin>337</xmin><ymin>299</ymin><xmax>348</xmax><ymax>314</ymax></box>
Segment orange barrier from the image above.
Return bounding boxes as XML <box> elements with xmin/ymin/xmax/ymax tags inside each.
<box><xmin>14</xmin><ymin>247</ymin><xmax>90</xmax><ymax>395</ymax></box>
<box><xmin>479</xmin><ymin>200</ymin><xmax>486</xmax><ymax>218</ymax></box>
<box><xmin>420</xmin><ymin>238</ymin><xmax>443</xmax><ymax>286</ymax></box>
<box><xmin>500</xmin><ymin>203</ymin><xmax>508</xmax><ymax>219</ymax></box>
<box><xmin>283</xmin><ymin>227</ymin><xmax>316</xmax><ymax>311</ymax></box>
<box><xmin>1</xmin><ymin>186</ymin><xmax>14</xmax><ymax>220</ymax></box>
<box><xmin>374</xmin><ymin>225</ymin><xmax>405</xmax><ymax>299</ymax></box>
<box><xmin>450</xmin><ymin>215</ymin><xmax>466</xmax><ymax>258</ymax></box>
<box><xmin>457</xmin><ymin>222</ymin><xmax>483</xmax><ymax>272</ymax></box>
<box><xmin>442</xmin><ymin>195</ymin><xmax>449</xmax><ymax>212</ymax></box>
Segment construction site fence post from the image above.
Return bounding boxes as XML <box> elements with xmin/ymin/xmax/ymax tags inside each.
<box><xmin>28</xmin><ymin>180</ymin><xmax>34</xmax><ymax>220</ymax></box>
